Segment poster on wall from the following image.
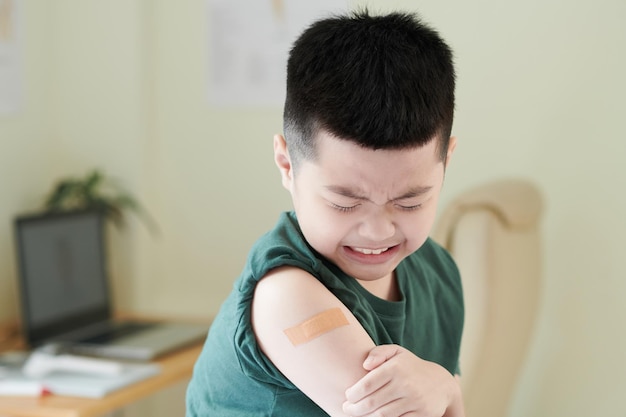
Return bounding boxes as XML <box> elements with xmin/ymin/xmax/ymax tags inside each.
<box><xmin>208</xmin><ymin>0</ymin><xmax>347</xmax><ymax>108</ymax></box>
<box><xmin>0</xmin><ymin>0</ymin><xmax>22</xmax><ymax>114</ymax></box>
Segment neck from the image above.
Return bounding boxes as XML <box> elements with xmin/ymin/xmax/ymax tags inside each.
<box><xmin>357</xmin><ymin>272</ymin><xmax>401</xmax><ymax>301</ymax></box>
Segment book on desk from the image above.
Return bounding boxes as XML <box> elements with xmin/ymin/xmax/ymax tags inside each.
<box><xmin>0</xmin><ymin>351</ymin><xmax>160</xmax><ymax>398</ymax></box>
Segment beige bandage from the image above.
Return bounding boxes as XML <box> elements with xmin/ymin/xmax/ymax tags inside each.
<box><xmin>283</xmin><ymin>307</ymin><xmax>349</xmax><ymax>346</ymax></box>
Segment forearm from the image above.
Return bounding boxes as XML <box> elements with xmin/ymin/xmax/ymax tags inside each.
<box><xmin>344</xmin><ymin>346</ymin><xmax>466</xmax><ymax>417</ymax></box>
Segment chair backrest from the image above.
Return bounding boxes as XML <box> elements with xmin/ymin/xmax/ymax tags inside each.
<box><xmin>432</xmin><ymin>179</ymin><xmax>543</xmax><ymax>417</ymax></box>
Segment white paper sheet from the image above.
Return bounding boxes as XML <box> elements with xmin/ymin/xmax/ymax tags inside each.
<box><xmin>0</xmin><ymin>0</ymin><xmax>22</xmax><ymax>114</ymax></box>
<box><xmin>208</xmin><ymin>0</ymin><xmax>347</xmax><ymax>107</ymax></box>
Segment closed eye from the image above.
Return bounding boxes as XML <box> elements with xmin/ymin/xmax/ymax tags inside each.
<box><xmin>396</xmin><ymin>203</ymin><xmax>422</xmax><ymax>211</ymax></box>
<box><xmin>330</xmin><ymin>202</ymin><xmax>360</xmax><ymax>213</ymax></box>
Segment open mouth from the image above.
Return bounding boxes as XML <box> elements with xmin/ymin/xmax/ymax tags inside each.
<box><xmin>344</xmin><ymin>245</ymin><xmax>400</xmax><ymax>263</ymax></box>
<box><xmin>341</xmin><ymin>245</ymin><xmax>400</xmax><ymax>268</ymax></box>
<box><xmin>350</xmin><ymin>247</ymin><xmax>390</xmax><ymax>255</ymax></box>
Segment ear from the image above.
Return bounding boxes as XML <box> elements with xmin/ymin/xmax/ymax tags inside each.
<box><xmin>274</xmin><ymin>134</ymin><xmax>294</xmax><ymax>190</ymax></box>
<box><xmin>445</xmin><ymin>136</ymin><xmax>457</xmax><ymax>167</ymax></box>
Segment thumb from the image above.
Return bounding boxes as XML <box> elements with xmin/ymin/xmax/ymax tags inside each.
<box><xmin>363</xmin><ymin>344</ymin><xmax>402</xmax><ymax>371</ymax></box>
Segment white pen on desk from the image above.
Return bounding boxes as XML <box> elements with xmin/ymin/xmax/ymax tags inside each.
<box><xmin>0</xmin><ymin>380</ymin><xmax>51</xmax><ymax>397</ymax></box>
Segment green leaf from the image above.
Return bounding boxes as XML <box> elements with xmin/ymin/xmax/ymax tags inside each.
<box><xmin>41</xmin><ymin>169</ymin><xmax>159</xmax><ymax>236</ymax></box>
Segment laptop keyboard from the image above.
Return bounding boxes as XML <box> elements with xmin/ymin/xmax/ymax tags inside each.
<box><xmin>80</xmin><ymin>322</ymin><xmax>158</xmax><ymax>344</ymax></box>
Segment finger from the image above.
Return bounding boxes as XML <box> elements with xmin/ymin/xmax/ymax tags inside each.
<box><xmin>344</xmin><ymin>366</ymin><xmax>391</xmax><ymax>403</ymax></box>
<box><xmin>362</xmin><ymin>344</ymin><xmax>402</xmax><ymax>371</ymax></box>
<box><xmin>343</xmin><ymin>382</ymin><xmax>404</xmax><ymax>417</ymax></box>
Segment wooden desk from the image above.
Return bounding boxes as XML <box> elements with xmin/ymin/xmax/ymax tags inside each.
<box><xmin>0</xmin><ymin>336</ymin><xmax>203</xmax><ymax>417</ymax></box>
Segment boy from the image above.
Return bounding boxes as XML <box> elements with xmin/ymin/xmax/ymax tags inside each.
<box><xmin>187</xmin><ymin>9</ymin><xmax>465</xmax><ymax>417</ymax></box>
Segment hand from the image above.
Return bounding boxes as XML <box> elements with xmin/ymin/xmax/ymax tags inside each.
<box><xmin>342</xmin><ymin>344</ymin><xmax>464</xmax><ymax>417</ymax></box>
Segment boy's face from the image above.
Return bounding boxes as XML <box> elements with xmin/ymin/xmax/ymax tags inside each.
<box><xmin>274</xmin><ymin>130</ymin><xmax>456</xmax><ymax>290</ymax></box>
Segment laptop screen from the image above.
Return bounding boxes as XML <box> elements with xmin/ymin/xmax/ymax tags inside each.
<box><xmin>14</xmin><ymin>210</ymin><xmax>112</xmax><ymax>346</ymax></box>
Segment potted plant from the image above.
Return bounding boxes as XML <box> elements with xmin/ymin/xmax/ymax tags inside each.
<box><xmin>43</xmin><ymin>169</ymin><xmax>158</xmax><ymax>234</ymax></box>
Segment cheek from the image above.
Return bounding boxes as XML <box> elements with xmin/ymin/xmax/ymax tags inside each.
<box><xmin>295</xmin><ymin>200</ymin><xmax>347</xmax><ymax>251</ymax></box>
<box><xmin>402</xmin><ymin>205</ymin><xmax>439</xmax><ymax>248</ymax></box>
<box><xmin>303</xmin><ymin>212</ymin><xmax>349</xmax><ymax>248</ymax></box>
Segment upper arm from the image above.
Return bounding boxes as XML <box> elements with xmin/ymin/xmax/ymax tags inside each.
<box><xmin>251</xmin><ymin>266</ymin><xmax>376</xmax><ymax>416</ymax></box>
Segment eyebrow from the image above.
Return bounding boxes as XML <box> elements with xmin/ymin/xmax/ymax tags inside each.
<box><xmin>324</xmin><ymin>185</ymin><xmax>433</xmax><ymax>202</ymax></box>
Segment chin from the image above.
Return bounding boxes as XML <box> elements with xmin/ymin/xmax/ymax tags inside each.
<box><xmin>346</xmin><ymin>262</ymin><xmax>398</xmax><ymax>281</ymax></box>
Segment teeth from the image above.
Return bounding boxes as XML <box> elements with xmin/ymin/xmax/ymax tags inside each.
<box><xmin>353</xmin><ymin>247</ymin><xmax>389</xmax><ymax>255</ymax></box>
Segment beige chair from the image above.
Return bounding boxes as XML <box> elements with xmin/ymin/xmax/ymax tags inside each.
<box><xmin>432</xmin><ymin>179</ymin><xmax>543</xmax><ymax>417</ymax></box>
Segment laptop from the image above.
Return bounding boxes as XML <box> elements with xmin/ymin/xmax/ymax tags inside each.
<box><xmin>14</xmin><ymin>209</ymin><xmax>210</xmax><ymax>361</ymax></box>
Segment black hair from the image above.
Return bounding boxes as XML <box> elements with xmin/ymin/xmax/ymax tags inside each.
<box><xmin>283</xmin><ymin>9</ymin><xmax>455</xmax><ymax>169</ymax></box>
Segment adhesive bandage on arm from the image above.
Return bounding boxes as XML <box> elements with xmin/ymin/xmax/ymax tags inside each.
<box><xmin>283</xmin><ymin>308</ymin><xmax>350</xmax><ymax>346</ymax></box>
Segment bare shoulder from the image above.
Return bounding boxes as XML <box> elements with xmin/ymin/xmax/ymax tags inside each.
<box><xmin>251</xmin><ymin>266</ymin><xmax>375</xmax><ymax>416</ymax></box>
<box><xmin>253</xmin><ymin>266</ymin><xmax>341</xmax><ymax>320</ymax></box>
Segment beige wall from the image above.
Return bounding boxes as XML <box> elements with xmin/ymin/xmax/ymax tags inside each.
<box><xmin>1</xmin><ymin>0</ymin><xmax>624</xmax><ymax>416</ymax></box>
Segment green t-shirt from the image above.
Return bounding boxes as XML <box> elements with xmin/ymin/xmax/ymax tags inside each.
<box><xmin>186</xmin><ymin>211</ymin><xmax>463</xmax><ymax>416</ymax></box>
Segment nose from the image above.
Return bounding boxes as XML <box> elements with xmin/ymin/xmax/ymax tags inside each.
<box><xmin>358</xmin><ymin>208</ymin><xmax>395</xmax><ymax>242</ymax></box>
